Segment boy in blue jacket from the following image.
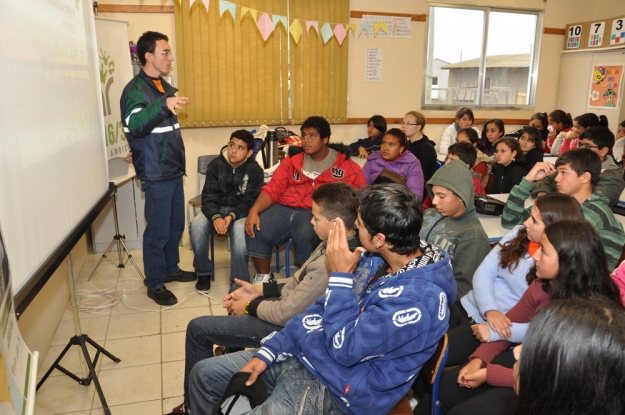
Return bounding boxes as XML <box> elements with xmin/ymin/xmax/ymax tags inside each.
<box><xmin>188</xmin><ymin>183</ymin><xmax>457</xmax><ymax>415</ymax></box>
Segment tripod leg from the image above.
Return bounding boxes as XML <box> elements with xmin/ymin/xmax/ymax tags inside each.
<box><xmin>78</xmin><ymin>336</ymin><xmax>112</xmax><ymax>415</ymax></box>
<box><xmin>118</xmin><ymin>238</ymin><xmax>145</xmax><ymax>279</ymax></box>
<box><xmin>84</xmin><ymin>335</ymin><xmax>121</xmax><ymax>363</ymax></box>
<box><xmin>36</xmin><ymin>341</ymin><xmax>75</xmax><ymax>390</ymax></box>
<box><xmin>87</xmin><ymin>238</ymin><xmax>118</xmax><ymax>281</ymax></box>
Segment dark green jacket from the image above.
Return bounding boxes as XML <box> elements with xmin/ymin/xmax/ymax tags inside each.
<box><xmin>120</xmin><ymin>70</ymin><xmax>185</xmax><ymax>181</ymax></box>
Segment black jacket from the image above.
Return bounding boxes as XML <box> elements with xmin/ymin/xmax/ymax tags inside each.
<box><xmin>201</xmin><ymin>153</ymin><xmax>264</xmax><ymax>222</ymax></box>
<box><xmin>409</xmin><ymin>135</ymin><xmax>438</xmax><ymax>183</ymax></box>
<box><xmin>489</xmin><ymin>160</ymin><xmax>531</xmax><ymax>194</ymax></box>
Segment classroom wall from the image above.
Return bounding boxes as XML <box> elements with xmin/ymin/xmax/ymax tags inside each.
<box><xmin>95</xmin><ymin>0</ymin><xmax>606</xmax><ymax>244</ymax></box>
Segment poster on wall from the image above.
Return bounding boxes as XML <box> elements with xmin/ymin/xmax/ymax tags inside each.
<box><xmin>94</xmin><ymin>18</ymin><xmax>134</xmax><ymax>160</ymax></box>
<box><xmin>588</xmin><ymin>64</ymin><xmax>623</xmax><ymax>109</ymax></box>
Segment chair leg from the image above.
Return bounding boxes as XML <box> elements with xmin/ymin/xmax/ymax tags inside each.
<box><xmin>275</xmin><ymin>245</ymin><xmax>281</xmax><ymax>273</ymax></box>
<box><xmin>285</xmin><ymin>239</ymin><xmax>293</xmax><ymax>278</ymax></box>
<box><xmin>209</xmin><ymin>234</ymin><xmax>215</xmax><ymax>281</ymax></box>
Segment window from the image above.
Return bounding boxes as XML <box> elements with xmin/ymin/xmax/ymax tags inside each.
<box><xmin>423</xmin><ymin>5</ymin><xmax>542</xmax><ymax>108</ymax></box>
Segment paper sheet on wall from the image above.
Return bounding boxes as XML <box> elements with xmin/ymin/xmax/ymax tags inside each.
<box><xmin>588</xmin><ymin>64</ymin><xmax>623</xmax><ymax>110</ymax></box>
<box><xmin>366</xmin><ymin>48</ymin><xmax>382</xmax><ymax>82</ymax></box>
<box><xmin>362</xmin><ymin>15</ymin><xmax>410</xmax><ymax>38</ymax></box>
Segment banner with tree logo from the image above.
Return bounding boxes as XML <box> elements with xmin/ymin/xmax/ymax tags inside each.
<box><xmin>94</xmin><ymin>18</ymin><xmax>134</xmax><ymax>160</ymax></box>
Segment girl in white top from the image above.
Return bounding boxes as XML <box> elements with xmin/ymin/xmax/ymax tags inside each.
<box><xmin>440</xmin><ymin>107</ymin><xmax>481</xmax><ymax>155</ymax></box>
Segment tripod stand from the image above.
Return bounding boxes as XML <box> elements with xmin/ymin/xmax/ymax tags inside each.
<box><xmin>37</xmin><ymin>252</ymin><xmax>120</xmax><ymax>415</ymax></box>
<box><xmin>88</xmin><ymin>185</ymin><xmax>144</xmax><ymax>281</ymax></box>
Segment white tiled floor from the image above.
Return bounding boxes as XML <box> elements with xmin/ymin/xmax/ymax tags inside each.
<box><xmin>34</xmin><ymin>238</ymin><xmax>292</xmax><ymax>415</ymax></box>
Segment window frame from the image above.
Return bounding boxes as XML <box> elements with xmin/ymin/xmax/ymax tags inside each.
<box><xmin>422</xmin><ymin>3</ymin><xmax>544</xmax><ymax>110</ymax></box>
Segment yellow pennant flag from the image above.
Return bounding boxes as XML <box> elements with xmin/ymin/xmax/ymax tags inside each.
<box><xmin>373</xmin><ymin>21</ymin><xmax>388</xmax><ymax>36</ymax></box>
<box><xmin>241</xmin><ymin>7</ymin><xmax>258</xmax><ymax>21</ymax></box>
<box><xmin>345</xmin><ymin>23</ymin><xmax>357</xmax><ymax>34</ymax></box>
<box><xmin>289</xmin><ymin>19</ymin><xmax>303</xmax><ymax>44</ymax></box>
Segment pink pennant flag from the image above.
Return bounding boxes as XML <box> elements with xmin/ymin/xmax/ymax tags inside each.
<box><xmin>202</xmin><ymin>0</ymin><xmax>209</xmax><ymax>12</ymax></box>
<box><xmin>333</xmin><ymin>23</ymin><xmax>346</xmax><ymax>45</ymax></box>
<box><xmin>306</xmin><ymin>20</ymin><xmax>319</xmax><ymax>34</ymax></box>
<box><xmin>257</xmin><ymin>13</ymin><xmax>274</xmax><ymax>41</ymax></box>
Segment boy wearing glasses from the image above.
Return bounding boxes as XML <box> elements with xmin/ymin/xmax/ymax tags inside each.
<box><xmin>238</xmin><ymin>116</ymin><xmax>366</xmax><ymax>284</ymax></box>
<box><xmin>530</xmin><ymin>126</ymin><xmax>624</xmax><ymax>208</ymax></box>
<box><xmin>120</xmin><ymin>31</ymin><xmax>195</xmax><ymax>306</ymax></box>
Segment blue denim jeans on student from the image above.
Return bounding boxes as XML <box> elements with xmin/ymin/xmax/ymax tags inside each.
<box><xmin>245</xmin><ymin>204</ymin><xmax>320</xmax><ymax>266</ymax></box>
<box><xmin>182</xmin><ymin>315</ymin><xmax>282</xmax><ymax>408</ymax></box>
<box><xmin>189</xmin><ymin>208</ymin><xmax>249</xmax><ymax>284</ymax></box>
<box><xmin>189</xmin><ymin>350</ymin><xmax>348</xmax><ymax>415</ymax></box>
<box><xmin>141</xmin><ymin>177</ymin><xmax>184</xmax><ymax>291</ymax></box>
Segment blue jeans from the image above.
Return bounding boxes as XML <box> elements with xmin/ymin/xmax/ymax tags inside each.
<box><xmin>183</xmin><ymin>315</ymin><xmax>282</xmax><ymax>408</ymax></box>
<box><xmin>245</xmin><ymin>204</ymin><xmax>320</xmax><ymax>265</ymax></box>
<box><xmin>189</xmin><ymin>209</ymin><xmax>249</xmax><ymax>284</ymax></box>
<box><xmin>141</xmin><ymin>177</ymin><xmax>184</xmax><ymax>291</ymax></box>
<box><xmin>189</xmin><ymin>350</ymin><xmax>348</xmax><ymax>415</ymax></box>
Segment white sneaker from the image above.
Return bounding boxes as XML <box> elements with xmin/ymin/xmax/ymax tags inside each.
<box><xmin>253</xmin><ymin>273</ymin><xmax>274</xmax><ymax>285</ymax></box>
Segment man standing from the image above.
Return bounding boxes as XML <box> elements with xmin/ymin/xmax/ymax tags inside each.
<box><xmin>120</xmin><ymin>31</ymin><xmax>195</xmax><ymax>305</ymax></box>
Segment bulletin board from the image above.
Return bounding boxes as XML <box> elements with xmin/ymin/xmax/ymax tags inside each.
<box><xmin>588</xmin><ymin>64</ymin><xmax>623</xmax><ymax>110</ymax></box>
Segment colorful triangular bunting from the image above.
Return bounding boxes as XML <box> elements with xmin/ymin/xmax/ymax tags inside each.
<box><xmin>359</xmin><ymin>22</ymin><xmax>370</xmax><ymax>37</ymax></box>
<box><xmin>345</xmin><ymin>23</ymin><xmax>357</xmax><ymax>34</ymax></box>
<box><xmin>219</xmin><ymin>0</ymin><xmax>236</xmax><ymax>20</ymax></box>
<box><xmin>391</xmin><ymin>18</ymin><xmax>401</xmax><ymax>31</ymax></box>
<box><xmin>272</xmin><ymin>14</ymin><xmax>287</xmax><ymax>29</ymax></box>
<box><xmin>321</xmin><ymin>23</ymin><xmax>333</xmax><ymax>44</ymax></box>
<box><xmin>306</xmin><ymin>20</ymin><xmax>319</xmax><ymax>35</ymax></box>
<box><xmin>241</xmin><ymin>6</ymin><xmax>257</xmax><ymax>21</ymax></box>
<box><xmin>334</xmin><ymin>23</ymin><xmax>346</xmax><ymax>45</ymax></box>
<box><xmin>373</xmin><ymin>21</ymin><xmax>388</xmax><ymax>36</ymax></box>
<box><xmin>257</xmin><ymin>12</ymin><xmax>274</xmax><ymax>41</ymax></box>
<box><xmin>289</xmin><ymin>19</ymin><xmax>303</xmax><ymax>44</ymax></box>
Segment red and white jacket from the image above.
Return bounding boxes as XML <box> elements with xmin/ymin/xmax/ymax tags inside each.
<box><xmin>262</xmin><ymin>143</ymin><xmax>366</xmax><ymax>209</ymax></box>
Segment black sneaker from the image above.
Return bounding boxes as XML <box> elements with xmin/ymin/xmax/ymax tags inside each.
<box><xmin>195</xmin><ymin>275</ymin><xmax>211</xmax><ymax>292</ymax></box>
<box><xmin>166</xmin><ymin>402</ymin><xmax>189</xmax><ymax>414</ymax></box>
<box><xmin>164</xmin><ymin>270</ymin><xmax>197</xmax><ymax>283</ymax></box>
<box><xmin>147</xmin><ymin>287</ymin><xmax>178</xmax><ymax>305</ymax></box>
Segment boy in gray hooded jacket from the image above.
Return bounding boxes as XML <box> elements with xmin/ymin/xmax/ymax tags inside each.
<box><xmin>419</xmin><ymin>160</ymin><xmax>491</xmax><ymax>299</ymax></box>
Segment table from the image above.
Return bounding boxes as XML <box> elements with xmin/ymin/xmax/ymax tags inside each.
<box><xmin>475</xmin><ymin>194</ymin><xmax>533</xmax><ymax>243</ymax></box>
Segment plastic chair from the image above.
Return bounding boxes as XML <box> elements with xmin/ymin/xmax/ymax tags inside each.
<box><xmin>388</xmin><ymin>333</ymin><xmax>449</xmax><ymax>415</ymax></box>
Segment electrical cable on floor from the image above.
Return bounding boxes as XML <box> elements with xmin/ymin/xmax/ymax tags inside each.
<box><xmin>73</xmin><ymin>275</ymin><xmax>222</xmax><ymax>314</ymax></box>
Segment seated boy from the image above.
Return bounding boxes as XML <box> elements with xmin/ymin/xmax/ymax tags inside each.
<box><xmin>447</xmin><ymin>142</ymin><xmax>486</xmax><ymax>195</ymax></box>
<box><xmin>188</xmin><ymin>184</ymin><xmax>456</xmax><ymax>415</ymax></box>
<box><xmin>168</xmin><ymin>182</ymin><xmax>360</xmax><ymax>415</ymax></box>
<box><xmin>189</xmin><ymin>130</ymin><xmax>264</xmax><ymax>291</ymax></box>
<box><xmin>420</xmin><ymin>159</ymin><xmax>491</xmax><ymax>299</ymax></box>
<box><xmin>241</xmin><ymin>116</ymin><xmax>366</xmax><ymax>284</ymax></box>
<box><xmin>530</xmin><ymin>126</ymin><xmax>624</xmax><ymax>208</ymax></box>
<box><xmin>503</xmin><ymin>148</ymin><xmax>625</xmax><ymax>269</ymax></box>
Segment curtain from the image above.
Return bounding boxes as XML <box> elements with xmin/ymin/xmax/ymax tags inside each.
<box><xmin>174</xmin><ymin>0</ymin><xmax>348</xmax><ymax>126</ymax></box>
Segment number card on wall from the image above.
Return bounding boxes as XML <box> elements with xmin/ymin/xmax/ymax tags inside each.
<box><xmin>610</xmin><ymin>17</ymin><xmax>625</xmax><ymax>46</ymax></box>
<box><xmin>565</xmin><ymin>24</ymin><xmax>583</xmax><ymax>49</ymax></box>
<box><xmin>588</xmin><ymin>21</ymin><xmax>605</xmax><ymax>47</ymax></box>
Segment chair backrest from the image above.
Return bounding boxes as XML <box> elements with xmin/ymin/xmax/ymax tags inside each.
<box><xmin>426</xmin><ymin>333</ymin><xmax>449</xmax><ymax>415</ymax></box>
<box><xmin>423</xmin><ymin>333</ymin><xmax>448</xmax><ymax>385</ymax></box>
<box><xmin>196</xmin><ymin>154</ymin><xmax>219</xmax><ymax>195</ymax></box>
